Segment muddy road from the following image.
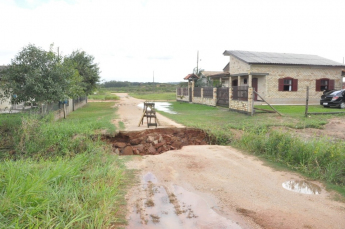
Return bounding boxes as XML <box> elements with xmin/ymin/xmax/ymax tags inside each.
<box><xmin>111</xmin><ymin>94</ymin><xmax>345</xmax><ymax>229</ymax></box>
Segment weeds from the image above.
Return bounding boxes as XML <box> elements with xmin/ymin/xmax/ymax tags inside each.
<box><xmin>0</xmin><ymin>102</ymin><xmax>128</xmax><ymax>228</ymax></box>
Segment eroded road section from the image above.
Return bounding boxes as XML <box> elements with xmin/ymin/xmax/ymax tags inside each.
<box><xmin>112</xmin><ymin>93</ymin><xmax>345</xmax><ymax>229</ymax></box>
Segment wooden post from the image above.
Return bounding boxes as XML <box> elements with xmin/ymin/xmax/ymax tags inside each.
<box><xmin>305</xmin><ymin>86</ymin><xmax>309</xmax><ymax>117</ymax></box>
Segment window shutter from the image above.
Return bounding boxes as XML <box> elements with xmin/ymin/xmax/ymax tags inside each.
<box><xmin>292</xmin><ymin>79</ymin><xmax>298</xmax><ymax>91</ymax></box>
<box><xmin>278</xmin><ymin>78</ymin><xmax>284</xmax><ymax>91</ymax></box>
<box><xmin>316</xmin><ymin>79</ymin><xmax>321</xmax><ymax>91</ymax></box>
<box><xmin>329</xmin><ymin>80</ymin><xmax>335</xmax><ymax>90</ymax></box>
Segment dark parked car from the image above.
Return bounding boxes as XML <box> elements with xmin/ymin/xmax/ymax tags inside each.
<box><xmin>320</xmin><ymin>89</ymin><xmax>345</xmax><ymax>108</ymax></box>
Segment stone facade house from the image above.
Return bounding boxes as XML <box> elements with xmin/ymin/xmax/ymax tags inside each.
<box><xmin>223</xmin><ymin>50</ymin><xmax>345</xmax><ymax>105</ymax></box>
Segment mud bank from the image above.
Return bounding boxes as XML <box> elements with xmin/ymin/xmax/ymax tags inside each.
<box><xmin>102</xmin><ymin>128</ymin><xmax>211</xmax><ymax>156</ymax></box>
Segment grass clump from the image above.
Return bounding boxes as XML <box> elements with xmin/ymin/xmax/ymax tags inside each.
<box><xmin>0</xmin><ymin>152</ymin><xmax>124</xmax><ymax>228</ymax></box>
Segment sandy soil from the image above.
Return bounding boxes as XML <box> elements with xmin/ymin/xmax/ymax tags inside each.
<box><xmin>112</xmin><ymin>93</ymin><xmax>345</xmax><ymax>229</ymax></box>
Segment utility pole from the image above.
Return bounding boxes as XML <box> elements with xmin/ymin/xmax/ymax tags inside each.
<box><xmin>196</xmin><ymin>51</ymin><xmax>199</xmax><ymax>75</ymax></box>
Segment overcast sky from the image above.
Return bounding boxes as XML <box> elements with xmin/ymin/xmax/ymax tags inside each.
<box><xmin>1</xmin><ymin>0</ymin><xmax>344</xmax><ymax>83</ymax></box>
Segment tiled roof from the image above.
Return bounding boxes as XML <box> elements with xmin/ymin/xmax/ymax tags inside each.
<box><xmin>184</xmin><ymin>73</ymin><xmax>199</xmax><ymax>80</ymax></box>
<box><xmin>223</xmin><ymin>50</ymin><xmax>344</xmax><ymax>67</ymax></box>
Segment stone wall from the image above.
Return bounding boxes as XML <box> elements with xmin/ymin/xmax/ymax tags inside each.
<box><xmin>229</xmin><ymin>100</ymin><xmax>249</xmax><ymax>112</ymax></box>
<box><xmin>229</xmin><ymin>56</ymin><xmax>250</xmax><ymax>74</ymax></box>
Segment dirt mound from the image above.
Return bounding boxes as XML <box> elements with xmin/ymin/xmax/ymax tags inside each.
<box><xmin>102</xmin><ymin>128</ymin><xmax>210</xmax><ymax>155</ymax></box>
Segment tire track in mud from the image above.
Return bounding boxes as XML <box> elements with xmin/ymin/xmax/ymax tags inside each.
<box><xmin>127</xmin><ymin>172</ymin><xmax>241</xmax><ymax>229</ymax></box>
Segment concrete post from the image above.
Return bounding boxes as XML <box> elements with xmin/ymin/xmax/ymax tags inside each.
<box><xmin>229</xmin><ymin>86</ymin><xmax>232</xmax><ymax>109</ymax></box>
<box><xmin>238</xmin><ymin>76</ymin><xmax>241</xmax><ymax>86</ymax></box>
<box><xmin>213</xmin><ymin>88</ymin><xmax>217</xmax><ymax>106</ymax></box>
<box><xmin>248</xmin><ymin>87</ymin><xmax>253</xmax><ymax>114</ymax></box>
<box><xmin>248</xmin><ymin>72</ymin><xmax>252</xmax><ymax>87</ymax></box>
<box><xmin>192</xmin><ymin>81</ymin><xmax>195</xmax><ymax>102</ymax></box>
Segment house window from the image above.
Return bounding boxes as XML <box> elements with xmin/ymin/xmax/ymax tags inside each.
<box><xmin>320</xmin><ymin>79</ymin><xmax>328</xmax><ymax>91</ymax></box>
<box><xmin>278</xmin><ymin>77</ymin><xmax>298</xmax><ymax>91</ymax></box>
<box><xmin>316</xmin><ymin>78</ymin><xmax>334</xmax><ymax>91</ymax></box>
<box><xmin>244</xmin><ymin>78</ymin><xmax>248</xmax><ymax>84</ymax></box>
<box><xmin>283</xmin><ymin>79</ymin><xmax>292</xmax><ymax>91</ymax></box>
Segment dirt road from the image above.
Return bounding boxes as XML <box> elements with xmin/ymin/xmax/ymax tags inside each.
<box><xmin>113</xmin><ymin>94</ymin><xmax>345</xmax><ymax>229</ymax></box>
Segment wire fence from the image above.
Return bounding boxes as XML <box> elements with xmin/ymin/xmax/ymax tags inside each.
<box><xmin>232</xmin><ymin>86</ymin><xmax>248</xmax><ymax>101</ymax></box>
<box><xmin>203</xmin><ymin>87</ymin><xmax>213</xmax><ymax>98</ymax></box>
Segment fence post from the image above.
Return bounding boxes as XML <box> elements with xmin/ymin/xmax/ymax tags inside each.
<box><xmin>305</xmin><ymin>86</ymin><xmax>309</xmax><ymax>117</ymax></box>
<box><xmin>213</xmin><ymin>88</ymin><xmax>217</xmax><ymax>106</ymax></box>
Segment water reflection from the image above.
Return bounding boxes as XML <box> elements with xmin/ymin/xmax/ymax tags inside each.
<box><xmin>138</xmin><ymin>102</ymin><xmax>177</xmax><ymax>114</ymax></box>
<box><xmin>282</xmin><ymin>180</ymin><xmax>321</xmax><ymax>194</ymax></box>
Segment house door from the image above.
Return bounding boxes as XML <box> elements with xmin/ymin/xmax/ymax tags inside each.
<box><xmin>232</xmin><ymin>79</ymin><xmax>238</xmax><ymax>86</ymax></box>
<box><xmin>252</xmin><ymin>78</ymin><xmax>258</xmax><ymax>101</ymax></box>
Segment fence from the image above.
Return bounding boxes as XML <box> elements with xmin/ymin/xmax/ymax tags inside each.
<box><xmin>203</xmin><ymin>87</ymin><xmax>213</xmax><ymax>98</ymax></box>
<box><xmin>232</xmin><ymin>86</ymin><xmax>248</xmax><ymax>101</ymax></box>
<box><xmin>217</xmin><ymin>87</ymin><xmax>229</xmax><ymax>106</ymax></box>
<box><xmin>177</xmin><ymin>87</ymin><xmax>189</xmax><ymax>96</ymax></box>
<box><xmin>194</xmin><ymin>87</ymin><xmax>201</xmax><ymax>97</ymax></box>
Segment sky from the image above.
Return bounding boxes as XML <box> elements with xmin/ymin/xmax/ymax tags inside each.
<box><xmin>0</xmin><ymin>0</ymin><xmax>345</xmax><ymax>83</ymax></box>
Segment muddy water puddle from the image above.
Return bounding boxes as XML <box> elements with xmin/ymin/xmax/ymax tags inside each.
<box><xmin>282</xmin><ymin>180</ymin><xmax>321</xmax><ymax>194</ymax></box>
<box><xmin>128</xmin><ymin>172</ymin><xmax>241</xmax><ymax>229</ymax></box>
<box><xmin>138</xmin><ymin>102</ymin><xmax>177</xmax><ymax>114</ymax></box>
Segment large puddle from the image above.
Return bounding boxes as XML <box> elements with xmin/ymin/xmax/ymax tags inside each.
<box><xmin>138</xmin><ymin>102</ymin><xmax>177</xmax><ymax>114</ymax></box>
<box><xmin>127</xmin><ymin>172</ymin><xmax>241</xmax><ymax>229</ymax></box>
<box><xmin>282</xmin><ymin>180</ymin><xmax>321</xmax><ymax>195</ymax></box>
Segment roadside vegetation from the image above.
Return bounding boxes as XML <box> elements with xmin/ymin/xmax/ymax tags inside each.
<box><xmin>0</xmin><ymin>103</ymin><xmax>128</xmax><ymax>228</ymax></box>
<box><xmin>159</xmin><ymin>102</ymin><xmax>345</xmax><ymax>196</ymax></box>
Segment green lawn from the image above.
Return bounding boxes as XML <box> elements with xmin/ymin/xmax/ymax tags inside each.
<box><xmin>0</xmin><ymin>103</ymin><xmax>129</xmax><ymax>228</ymax></box>
<box><xmin>255</xmin><ymin>104</ymin><xmax>343</xmax><ymax>114</ymax></box>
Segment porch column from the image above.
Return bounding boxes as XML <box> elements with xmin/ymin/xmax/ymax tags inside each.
<box><xmin>238</xmin><ymin>76</ymin><xmax>241</xmax><ymax>86</ymax></box>
<box><xmin>248</xmin><ymin>72</ymin><xmax>252</xmax><ymax>87</ymax></box>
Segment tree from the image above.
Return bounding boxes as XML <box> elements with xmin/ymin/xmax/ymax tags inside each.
<box><xmin>0</xmin><ymin>44</ymin><xmax>83</xmax><ymax>106</ymax></box>
<box><xmin>65</xmin><ymin>50</ymin><xmax>100</xmax><ymax>95</ymax></box>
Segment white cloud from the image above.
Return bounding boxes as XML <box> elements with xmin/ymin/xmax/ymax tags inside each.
<box><xmin>1</xmin><ymin>0</ymin><xmax>345</xmax><ymax>82</ymax></box>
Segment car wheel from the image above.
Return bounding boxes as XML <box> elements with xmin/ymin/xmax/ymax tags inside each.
<box><xmin>340</xmin><ymin>102</ymin><xmax>345</xmax><ymax>109</ymax></box>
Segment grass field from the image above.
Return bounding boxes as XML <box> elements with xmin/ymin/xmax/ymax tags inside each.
<box><xmin>129</xmin><ymin>92</ymin><xmax>175</xmax><ymax>100</ymax></box>
<box><xmin>0</xmin><ymin>103</ymin><xmax>129</xmax><ymax>228</ymax></box>
<box><xmin>88</xmin><ymin>89</ymin><xmax>120</xmax><ymax>100</ymax></box>
<box><xmin>159</xmin><ymin>102</ymin><xmax>345</xmax><ymax>196</ymax></box>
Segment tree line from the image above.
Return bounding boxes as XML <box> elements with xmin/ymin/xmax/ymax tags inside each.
<box><xmin>0</xmin><ymin>44</ymin><xmax>100</xmax><ymax>106</ymax></box>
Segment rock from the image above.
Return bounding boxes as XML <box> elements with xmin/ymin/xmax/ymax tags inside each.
<box><xmin>154</xmin><ymin>141</ymin><xmax>166</xmax><ymax>149</ymax></box>
<box><xmin>121</xmin><ymin>146</ymin><xmax>133</xmax><ymax>155</ymax></box>
<box><xmin>114</xmin><ymin>148</ymin><xmax>120</xmax><ymax>155</ymax></box>
<box><xmin>153</xmin><ymin>140</ymin><xmax>159</xmax><ymax>145</ymax></box>
<box><xmin>114</xmin><ymin>142</ymin><xmax>127</xmax><ymax>148</ymax></box>
<box><xmin>133</xmin><ymin>148</ymin><xmax>140</xmax><ymax>155</ymax></box>
<box><xmin>130</xmin><ymin>138</ymin><xmax>141</xmax><ymax>145</ymax></box>
<box><xmin>148</xmin><ymin>146</ymin><xmax>156</xmax><ymax>154</ymax></box>
<box><xmin>158</xmin><ymin>135</ymin><xmax>163</xmax><ymax>142</ymax></box>
<box><xmin>133</xmin><ymin>144</ymin><xmax>144</xmax><ymax>151</ymax></box>
<box><xmin>146</xmin><ymin>136</ymin><xmax>155</xmax><ymax>143</ymax></box>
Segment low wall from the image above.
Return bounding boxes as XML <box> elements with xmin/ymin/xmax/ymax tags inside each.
<box><xmin>55</xmin><ymin>98</ymin><xmax>87</xmax><ymax>120</ymax></box>
<box><xmin>193</xmin><ymin>96</ymin><xmax>216</xmax><ymax>106</ymax></box>
<box><xmin>229</xmin><ymin>100</ymin><xmax>249</xmax><ymax>113</ymax></box>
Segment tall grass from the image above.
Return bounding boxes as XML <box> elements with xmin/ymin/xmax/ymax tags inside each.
<box><xmin>237</xmin><ymin>129</ymin><xmax>345</xmax><ymax>185</ymax></box>
<box><xmin>0</xmin><ymin>152</ymin><xmax>124</xmax><ymax>228</ymax></box>
<box><xmin>0</xmin><ymin>102</ymin><xmax>128</xmax><ymax>228</ymax></box>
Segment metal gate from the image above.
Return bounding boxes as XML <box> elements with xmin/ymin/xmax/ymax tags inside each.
<box><xmin>217</xmin><ymin>88</ymin><xmax>229</xmax><ymax>107</ymax></box>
